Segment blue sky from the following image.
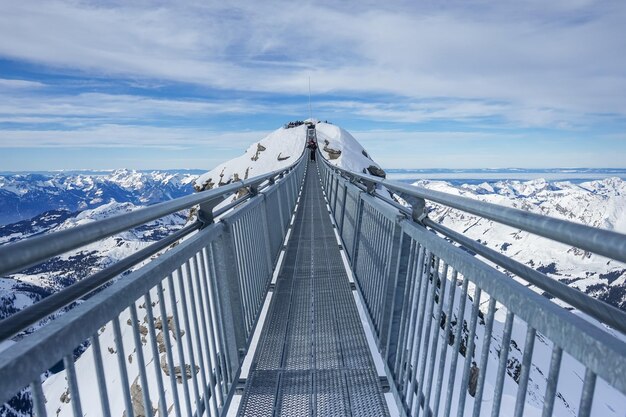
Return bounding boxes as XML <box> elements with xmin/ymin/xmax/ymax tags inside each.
<box><xmin>0</xmin><ymin>0</ymin><xmax>625</xmax><ymax>171</ymax></box>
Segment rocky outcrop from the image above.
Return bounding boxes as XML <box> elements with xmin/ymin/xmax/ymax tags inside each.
<box><xmin>323</xmin><ymin>140</ymin><xmax>342</xmax><ymax>160</ymax></box>
<box><xmin>366</xmin><ymin>165</ymin><xmax>386</xmax><ymax>178</ymax></box>
<box><xmin>251</xmin><ymin>143</ymin><xmax>266</xmax><ymax>161</ymax></box>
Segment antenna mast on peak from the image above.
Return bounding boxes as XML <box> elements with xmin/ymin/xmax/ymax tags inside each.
<box><xmin>308</xmin><ymin>77</ymin><xmax>312</xmax><ymax>120</ymax></box>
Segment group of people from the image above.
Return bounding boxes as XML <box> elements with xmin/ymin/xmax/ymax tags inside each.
<box><xmin>284</xmin><ymin>120</ymin><xmax>306</xmax><ymax>129</ymax></box>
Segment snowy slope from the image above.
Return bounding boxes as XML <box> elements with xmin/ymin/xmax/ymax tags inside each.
<box><xmin>2</xmin><ymin>122</ymin><xmax>625</xmax><ymax>417</ymax></box>
<box><xmin>194</xmin><ymin>124</ymin><xmax>307</xmax><ymax>191</ymax></box>
<box><xmin>193</xmin><ymin>121</ymin><xmax>385</xmax><ymax>193</ymax></box>
<box><xmin>413</xmin><ymin>178</ymin><xmax>626</xmax><ymax>309</ymax></box>
<box><xmin>315</xmin><ymin>122</ymin><xmax>385</xmax><ymax>176</ymax></box>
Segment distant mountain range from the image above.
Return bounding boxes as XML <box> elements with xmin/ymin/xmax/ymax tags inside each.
<box><xmin>414</xmin><ymin>177</ymin><xmax>626</xmax><ymax>310</ymax></box>
<box><xmin>0</xmin><ymin>170</ymin><xmax>196</xmax><ymax>329</ymax></box>
<box><xmin>1</xmin><ymin>128</ymin><xmax>625</xmax><ymax>416</ymax></box>
<box><xmin>0</xmin><ymin>169</ymin><xmax>198</xmax><ymax>226</ymax></box>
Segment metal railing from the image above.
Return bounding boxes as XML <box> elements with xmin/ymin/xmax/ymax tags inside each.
<box><xmin>318</xmin><ymin>156</ymin><xmax>626</xmax><ymax>417</ymax></box>
<box><xmin>0</xmin><ymin>152</ymin><xmax>307</xmax><ymax>417</ymax></box>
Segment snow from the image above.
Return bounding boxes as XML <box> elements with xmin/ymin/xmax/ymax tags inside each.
<box><xmin>2</xmin><ymin>121</ymin><xmax>626</xmax><ymax>417</ymax></box>
<box><xmin>411</xmin><ymin>177</ymin><xmax>626</xmax><ymax>309</ymax></box>
<box><xmin>315</xmin><ymin>122</ymin><xmax>384</xmax><ymax>174</ymax></box>
<box><xmin>194</xmin><ymin>125</ymin><xmax>307</xmax><ymax>190</ymax></box>
<box><xmin>194</xmin><ymin>121</ymin><xmax>384</xmax><ymax>192</ymax></box>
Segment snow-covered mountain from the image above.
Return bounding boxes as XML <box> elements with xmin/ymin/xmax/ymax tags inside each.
<box><xmin>193</xmin><ymin>120</ymin><xmax>384</xmax><ymax>192</ymax></box>
<box><xmin>0</xmin><ymin>170</ymin><xmax>198</xmax><ymax>226</ymax></box>
<box><xmin>414</xmin><ymin>177</ymin><xmax>626</xmax><ymax>310</ymax></box>
<box><xmin>2</xmin><ymin>121</ymin><xmax>625</xmax><ymax>417</ymax></box>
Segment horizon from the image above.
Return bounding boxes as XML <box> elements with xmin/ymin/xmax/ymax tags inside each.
<box><xmin>1</xmin><ymin>1</ymin><xmax>625</xmax><ymax>170</ymax></box>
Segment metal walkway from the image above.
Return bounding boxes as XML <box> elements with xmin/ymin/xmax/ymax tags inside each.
<box><xmin>238</xmin><ymin>160</ymin><xmax>390</xmax><ymax>417</ymax></box>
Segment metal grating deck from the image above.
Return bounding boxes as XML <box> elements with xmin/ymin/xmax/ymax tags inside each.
<box><xmin>237</xmin><ymin>160</ymin><xmax>390</xmax><ymax>417</ymax></box>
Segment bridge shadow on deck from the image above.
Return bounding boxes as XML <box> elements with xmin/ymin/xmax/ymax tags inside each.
<box><xmin>237</xmin><ymin>160</ymin><xmax>390</xmax><ymax>417</ymax></box>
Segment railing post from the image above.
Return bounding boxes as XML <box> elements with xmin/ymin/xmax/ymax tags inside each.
<box><xmin>338</xmin><ymin>182</ymin><xmax>348</xmax><ymax>234</ymax></box>
<box><xmin>351</xmin><ymin>193</ymin><xmax>366</xmax><ymax>269</ymax></box>
<box><xmin>212</xmin><ymin>224</ymin><xmax>248</xmax><ymax>366</ymax></box>
<box><xmin>380</xmin><ymin>222</ymin><xmax>408</xmax><ymax>357</ymax></box>
<box><xmin>260</xmin><ymin>194</ymin><xmax>274</xmax><ymax>273</ymax></box>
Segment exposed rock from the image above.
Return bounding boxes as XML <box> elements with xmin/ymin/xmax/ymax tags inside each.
<box><xmin>323</xmin><ymin>145</ymin><xmax>342</xmax><ymax>160</ymax></box>
<box><xmin>251</xmin><ymin>143</ymin><xmax>267</xmax><ymax>161</ymax></box>
<box><xmin>156</xmin><ymin>331</ymin><xmax>166</xmax><ymax>353</ymax></box>
<box><xmin>60</xmin><ymin>388</ymin><xmax>70</xmax><ymax>404</ymax></box>
<box><xmin>362</xmin><ymin>150</ymin><xmax>370</xmax><ymax>159</ymax></box>
<box><xmin>366</xmin><ymin>165</ymin><xmax>386</xmax><ymax>178</ymax></box>
<box><xmin>128</xmin><ymin>354</ymin><xmax>133</xmax><ymax>364</ymax></box>
<box><xmin>154</xmin><ymin>316</ymin><xmax>184</xmax><ymax>338</ymax></box>
<box><xmin>122</xmin><ymin>377</ymin><xmax>156</xmax><ymax>417</ymax></box>
<box><xmin>468</xmin><ymin>364</ymin><xmax>479</xmax><ymax>397</ymax></box>
<box><xmin>194</xmin><ymin>178</ymin><xmax>214</xmax><ymax>192</ymax></box>
<box><xmin>277</xmin><ymin>153</ymin><xmax>290</xmax><ymax>161</ymax></box>
<box><xmin>160</xmin><ymin>354</ymin><xmax>199</xmax><ymax>383</ymax></box>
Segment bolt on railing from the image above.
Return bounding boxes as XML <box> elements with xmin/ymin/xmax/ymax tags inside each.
<box><xmin>318</xmin><ymin>155</ymin><xmax>626</xmax><ymax>417</ymax></box>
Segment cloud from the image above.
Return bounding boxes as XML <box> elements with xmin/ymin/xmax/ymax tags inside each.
<box><xmin>0</xmin><ymin>0</ymin><xmax>624</xmax><ymax>119</ymax></box>
<box><xmin>0</xmin><ymin>78</ymin><xmax>46</xmax><ymax>89</ymax></box>
<box><xmin>0</xmin><ymin>124</ymin><xmax>269</xmax><ymax>149</ymax></box>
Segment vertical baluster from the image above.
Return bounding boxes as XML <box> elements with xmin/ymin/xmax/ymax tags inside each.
<box><xmin>175</xmin><ymin>263</ymin><xmax>203</xmax><ymax>414</ymax></box>
<box><xmin>198</xmin><ymin>250</ymin><xmax>226</xmax><ymax>406</ymax></box>
<box><xmin>578</xmin><ymin>369</ymin><xmax>597</xmax><ymax>417</ymax></box>
<box><xmin>112</xmin><ymin>318</ymin><xmax>134</xmax><ymax>417</ymax></box>
<box><xmin>206</xmin><ymin>244</ymin><xmax>232</xmax><ymax>389</ymax></box>
<box><xmin>167</xmin><ymin>270</ymin><xmax>193</xmax><ymax>417</ymax></box>
<box><xmin>456</xmin><ymin>286</ymin><xmax>482</xmax><ymax>417</ymax></box>
<box><xmin>404</xmin><ymin>252</ymin><xmax>434</xmax><ymax>405</ymax></box>
<box><xmin>408</xmin><ymin>256</ymin><xmax>440</xmax><ymax>414</ymax></box>
<box><xmin>232</xmin><ymin>220</ymin><xmax>250</xmax><ymax>331</ymax></box>
<box><xmin>431</xmin><ymin>269</ymin><xmax>459</xmax><ymax>417</ymax></box>
<box><xmin>203</xmin><ymin>246</ymin><xmax>230</xmax><ymax>400</ymax></box>
<box><xmin>400</xmin><ymin>246</ymin><xmax>426</xmax><ymax>395</ymax></box>
<box><xmin>541</xmin><ymin>345</ymin><xmax>563</xmax><ymax>417</ymax></box>
<box><xmin>129</xmin><ymin>303</ymin><xmax>154</xmax><ymax>417</ymax></box>
<box><xmin>90</xmin><ymin>333</ymin><xmax>112</xmax><ymax>417</ymax></box>
<box><xmin>421</xmin><ymin>263</ymin><xmax>450</xmax><ymax>417</ymax></box>
<box><xmin>144</xmin><ymin>292</ymin><xmax>168</xmax><ymax>417</ymax></box>
<box><xmin>157</xmin><ymin>282</ymin><xmax>182</xmax><ymax>417</ymax></box>
<box><xmin>513</xmin><ymin>326</ymin><xmax>536</xmax><ymax>417</ymax></box>
<box><xmin>192</xmin><ymin>253</ymin><xmax>220</xmax><ymax>415</ymax></box>
<box><xmin>491</xmin><ymin>310</ymin><xmax>514</xmax><ymax>417</ymax></box>
<box><xmin>185</xmin><ymin>258</ymin><xmax>215</xmax><ymax>417</ymax></box>
<box><xmin>30</xmin><ymin>378</ymin><xmax>48</xmax><ymax>417</ymax></box>
<box><xmin>392</xmin><ymin>239</ymin><xmax>418</xmax><ymax>376</ymax></box>
<box><xmin>443</xmin><ymin>277</ymin><xmax>470</xmax><ymax>417</ymax></box>
<box><xmin>472</xmin><ymin>297</ymin><xmax>497</xmax><ymax>417</ymax></box>
<box><xmin>393</xmin><ymin>241</ymin><xmax>418</xmax><ymax>377</ymax></box>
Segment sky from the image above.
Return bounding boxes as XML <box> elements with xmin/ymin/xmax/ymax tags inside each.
<box><xmin>0</xmin><ymin>0</ymin><xmax>625</xmax><ymax>171</ymax></box>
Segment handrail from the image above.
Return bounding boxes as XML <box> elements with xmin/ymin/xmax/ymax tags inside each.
<box><xmin>317</xmin><ymin>156</ymin><xmax>626</xmax><ymax>416</ymax></box>
<box><xmin>0</xmin><ymin>159</ymin><xmax>302</xmax><ymax>277</ymax></box>
<box><xmin>318</xmin><ymin>155</ymin><xmax>626</xmax><ymax>333</ymax></box>
<box><xmin>0</xmin><ymin>153</ymin><xmax>308</xmax><ymax>413</ymax></box>
<box><xmin>0</xmin><ymin>182</ymin><xmax>264</xmax><ymax>342</ymax></box>
<box><xmin>372</xmin><ymin>188</ymin><xmax>626</xmax><ymax>334</ymax></box>
<box><xmin>0</xmin><ymin>222</ymin><xmax>201</xmax><ymax>341</ymax></box>
<box><xmin>322</xmin><ymin>161</ymin><xmax>626</xmax><ymax>264</ymax></box>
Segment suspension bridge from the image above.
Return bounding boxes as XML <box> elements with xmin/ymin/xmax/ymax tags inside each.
<box><xmin>0</xmin><ymin>127</ymin><xmax>625</xmax><ymax>417</ymax></box>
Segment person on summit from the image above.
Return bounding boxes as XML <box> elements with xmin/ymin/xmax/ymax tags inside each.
<box><xmin>307</xmin><ymin>139</ymin><xmax>318</xmax><ymax>161</ymax></box>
